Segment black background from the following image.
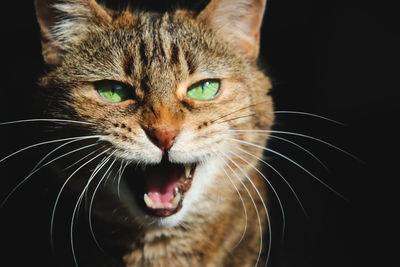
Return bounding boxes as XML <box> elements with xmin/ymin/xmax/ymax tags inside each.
<box><xmin>0</xmin><ymin>0</ymin><xmax>398</xmax><ymax>266</ymax></box>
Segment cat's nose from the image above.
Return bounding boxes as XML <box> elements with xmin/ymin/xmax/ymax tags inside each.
<box><xmin>145</xmin><ymin>127</ymin><xmax>180</xmax><ymax>152</ymax></box>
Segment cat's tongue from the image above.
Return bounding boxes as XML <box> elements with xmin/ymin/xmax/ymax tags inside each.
<box><xmin>143</xmin><ymin>163</ymin><xmax>181</xmax><ymax>210</ymax></box>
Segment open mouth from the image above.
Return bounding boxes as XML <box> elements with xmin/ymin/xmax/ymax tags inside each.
<box><xmin>125</xmin><ymin>160</ymin><xmax>197</xmax><ymax>217</ymax></box>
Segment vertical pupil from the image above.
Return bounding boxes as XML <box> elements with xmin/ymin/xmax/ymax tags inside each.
<box><xmin>202</xmin><ymin>82</ymin><xmax>210</xmax><ymax>94</ymax></box>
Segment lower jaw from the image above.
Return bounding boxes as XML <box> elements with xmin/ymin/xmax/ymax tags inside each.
<box><xmin>140</xmin><ymin>202</ymin><xmax>183</xmax><ymax>217</ymax></box>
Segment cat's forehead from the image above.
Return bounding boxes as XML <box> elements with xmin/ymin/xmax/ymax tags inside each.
<box><xmin>123</xmin><ymin>13</ymin><xmax>199</xmax><ymax>83</ymax></box>
<box><xmin>120</xmin><ymin>12</ymin><xmax>231</xmax><ymax>80</ymax></box>
<box><xmin>53</xmin><ymin>10</ymin><xmax>244</xmax><ymax>97</ymax></box>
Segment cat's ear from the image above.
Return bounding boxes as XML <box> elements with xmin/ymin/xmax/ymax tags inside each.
<box><xmin>198</xmin><ymin>0</ymin><xmax>266</xmax><ymax>60</ymax></box>
<box><xmin>34</xmin><ymin>0</ymin><xmax>111</xmax><ymax>65</ymax></box>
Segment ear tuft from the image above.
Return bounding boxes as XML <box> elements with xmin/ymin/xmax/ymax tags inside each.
<box><xmin>198</xmin><ymin>0</ymin><xmax>266</xmax><ymax>60</ymax></box>
<box><xmin>35</xmin><ymin>0</ymin><xmax>111</xmax><ymax>65</ymax></box>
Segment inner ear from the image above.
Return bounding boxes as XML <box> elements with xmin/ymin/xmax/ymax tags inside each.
<box><xmin>35</xmin><ymin>0</ymin><xmax>64</xmax><ymax>65</ymax></box>
<box><xmin>198</xmin><ymin>0</ymin><xmax>266</xmax><ymax>60</ymax></box>
<box><xmin>35</xmin><ymin>0</ymin><xmax>112</xmax><ymax>66</ymax></box>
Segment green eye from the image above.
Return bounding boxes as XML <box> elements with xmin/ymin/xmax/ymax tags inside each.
<box><xmin>187</xmin><ymin>80</ymin><xmax>220</xmax><ymax>100</ymax></box>
<box><xmin>96</xmin><ymin>81</ymin><xmax>130</xmax><ymax>103</ymax></box>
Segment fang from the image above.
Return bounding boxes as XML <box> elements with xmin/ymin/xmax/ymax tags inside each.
<box><xmin>184</xmin><ymin>164</ymin><xmax>191</xmax><ymax>178</ymax></box>
<box><xmin>171</xmin><ymin>193</ymin><xmax>181</xmax><ymax>206</ymax></box>
<box><xmin>144</xmin><ymin>193</ymin><xmax>154</xmax><ymax>208</ymax></box>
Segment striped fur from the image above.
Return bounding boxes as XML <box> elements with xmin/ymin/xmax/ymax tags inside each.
<box><xmin>35</xmin><ymin>0</ymin><xmax>273</xmax><ymax>266</ymax></box>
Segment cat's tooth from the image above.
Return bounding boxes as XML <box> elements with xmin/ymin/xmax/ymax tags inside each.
<box><xmin>184</xmin><ymin>164</ymin><xmax>191</xmax><ymax>178</ymax></box>
<box><xmin>144</xmin><ymin>193</ymin><xmax>154</xmax><ymax>208</ymax></box>
<box><xmin>174</xmin><ymin>187</ymin><xmax>179</xmax><ymax>195</ymax></box>
<box><xmin>171</xmin><ymin>192</ymin><xmax>181</xmax><ymax>207</ymax></box>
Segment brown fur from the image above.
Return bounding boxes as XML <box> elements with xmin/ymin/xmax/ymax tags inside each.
<box><xmin>35</xmin><ymin>0</ymin><xmax>274</xmax><ymax>266</ymax></box>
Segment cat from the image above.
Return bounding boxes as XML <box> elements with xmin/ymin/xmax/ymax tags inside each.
<box><xmin>5</xmin><ymin>0</ymin><xmax>274</xmax><ymax>266</ymax></box>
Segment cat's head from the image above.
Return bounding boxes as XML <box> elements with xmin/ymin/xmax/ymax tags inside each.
<box><xmin>35</xmin><ymin>0</ymin><xmax>274</xmax><ymax>227</ymax></box>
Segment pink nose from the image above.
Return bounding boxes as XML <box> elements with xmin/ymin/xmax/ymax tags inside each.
<box><xmin>145</xmin><ymin>127</ymin><xmax>180</xmax><ymax>151</ymax></box>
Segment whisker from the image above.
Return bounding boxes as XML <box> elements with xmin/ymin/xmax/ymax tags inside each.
<box><xmin>70</xmin><ymin>151</ymin><xmax>115</xmax><ymax>267</ymax></box>
<box><xmin>219</xmin><ymin>156</ymin><xmax>262</xmax><ymax>266</ymax></box>
<box><xmin>219</xmin><ymin>164</ymin><xmax>248</xmax><ymax>249</ymax></box>
<box><xmin>102</xmin><ymin>166</ymin><xmax>114</xmax><ymax>188</ymax></box>
<box><xmin>1</xmin><ymin>141</ymin><xmax>99</xmax><ymax>208</ymax></box>
<box><xmin>225</xmin><ymin>137</ymin><xmax>347</xmax><ymax>200</ymax></box>
<box><xmin>0</xmin><ymin>135</ymin><xmax>103</xmax><ymax>164</ymax></box>
<box><xmin>50</xmin><ymin>148</ymin><xmax>111</xmax><ymax>254</ymax></box>
<box><xmin>80</xmin><ymin>154</ymin><xmax>113</xmax><ymax>219</ymax></box>
<box><xmin>273</xmin><ymin>110</ymin><xmax>344</xmax><ymax>125</ymax></box>
<box><xmin>113</xmin><ymin>161</ymin><xmax>125</xmax><ymax>186</ymax></box>
<box><xmin>89</xmin><ymin>157</ymin><xmax>118</xmax><ymax>251</ymax></box>
<box><xmin>219</xmin><ymin>152</ymin><xmax>270</xmax><ymax>267</ymax></box>
<box><xmin>0</xmin><ymin>118</ymin><xmax>96</xmax><ymax>126</ymax></box>
<box><xmin>234</xmin><ymin>146</ymin><xmax>308</xmax><ymax>217</ymax></box>
<box><xmin>217</xmin><ymin>113</ymin><xmax>258</xmax><ymax>125</ymax></box>
<box><xmin>209</xmin><ymin>100</ymin><xmax>269</xmax><ymax>124</ymax></box>
<box><xmin>83</xmin><ymin>153</ymin><xmax>116</xmax><ymax>211</ymax></box>
<box><xmin>227</xmin><ymin>149</ymin><xmax>286</xmax><ymax>241</ymax></box>
<box><xmin>214</xmin><ymin>109</ymin><xmax>343</xmax><ymax>126</ymax></box>
<box><xmin>228</xmin><ymin>129</ymin><xmax>361</xmax><ymax>162</ymax></box>
<box><xmin>117</xmin><ymin>161</ymin><xmax>129</xmax><ymax>199</ymax></box>
<box><xmin>29</xmin><ymin>136</ymin><xmax>101</xmax><ymax>177</ymax></box>
<box><xmin>228</xmin><ymin>132</ymin><xmax>329</xmax><ymax>170</ymax></box>
<box><xmin>61</xmin><ymin>139</ymin><xmax>108</xmax><ymax>172</ymax></box>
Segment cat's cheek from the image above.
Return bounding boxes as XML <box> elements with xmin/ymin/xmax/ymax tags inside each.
<box><xmin>182</xmin><ymin>160</ymin><xmax>223</xmax><ymax>203</ymax></box>
<box><xmin>168</xmin><ymin>148</ymin><xmax>207</xmax><ymax>163</ymax></box>
<box><xmin>68</xmin><ymin>83</ymin><xmax>97</xmax><ymax>99</ymax></box>
<box><xmin>169</xmin><ymin>160</ymin><xmax>225</xmax><ymax>224</ymax></box>
<box><xmin>101</xmin><ymin>135</ymin><xmax>163</xmax><ymax>164</ymax></box>
<box><xmin>166</xmin><ymin>129</ymin><xmax>223</xmax><ymax>162</ymax></box>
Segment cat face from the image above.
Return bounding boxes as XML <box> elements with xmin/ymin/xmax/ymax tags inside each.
<box><xmin>36</xmin><ymin>0</ymin><xmax>273</xmax><ymax>227</ymax></box>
